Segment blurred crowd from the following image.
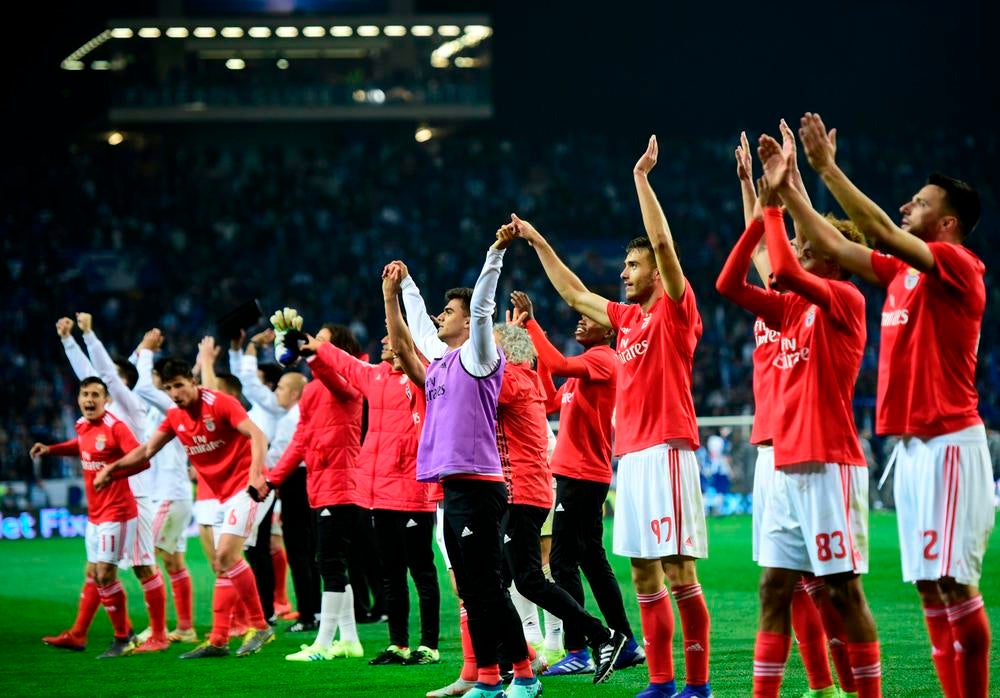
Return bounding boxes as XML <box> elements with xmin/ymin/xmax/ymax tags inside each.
<box><xmin>3</xmin><ymin>126</ymin><xmax>998</xmax><ymax>499</ymax></box>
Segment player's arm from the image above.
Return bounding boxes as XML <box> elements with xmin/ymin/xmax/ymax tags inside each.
<box><xmin>460</xmin><ymin>224</ymin><xmax>514</xmax><ymax>376</ymax></box>
<box><xmin>268</xmin><ymin>394</ymin><xmax>310</xmax><ymax>487</ymax></box>
<box><xmin>234</xmin><ymin>417</ymin><xmax>269</xmax><ymax>495</ymax></box>
<box><xmin>736</xmin><ymin>131</ymin><xmax>774</xmax><ymax>288</ymax></box>
<box><xmin>513</xmin><ymin>291</ymin><xmax>592</xmax><ymax>380</ymax></box>
<box><xmin>57</xmin><ymin>316</ymin><xmax>96</xmax><ymax>380</ymax></box>
<box><xmin>197</xmin><ymin>336</ymin><xmax>220</xmax><ymax>388</ymax></box>
<box><xmin>77</xmin><ymin>313</ymin><xmax>147</xmax><ymax>432</ymax></box>
<box><xmin>395</xmin><ymin>261</ymin><xmax>449</xmax><ymax>361</ymax></box>
<box><xmin>133</xmin><ymin>329</ymin><xmax>175</xmax><ymax>413</ymax></box>
<box><xmin>798</xmin><ymin>112</ymin><xmax>930</xmax><ymax>274</ymax></box>
<box><xmin>511</xmin><ymin>214</ymin><xmax>612</xmax><ymax>327</ymax></box>
<box><xmin>714</xmin><ymin>212</ymin><xmax>785</xmax><ymax>327</ymax></box>
<box><xmin>633</xmin><ymin>135</ymin><xmax>685</xmax><ymax>302</ymax></box>
<box><xmin>32</xmin><ymin>438</ymin><xmax>79</xmax><ymax>459</ymax></box>
<box><xmin>383</xmin><ymin>264</ymin><xmax>426</xmax><ymax>387</ymax></box>
<box><xmin>94</xmin><ymin>431</ymin><xmax>170</xmax><ymax>489</ymax></box>
<box><xmin>299</xmin><ymin>341</ymin><xmax>363</xmax><ymax>401</ymax></box>
<box><xmin>238</xmin><ymin>352</ymin><xmax>284</xmax><ymax>416</ymax></box>
<box><xmin>309</xmin><ymin>340</ymin><xmax>373</xmax><ymax>396</ymax></box>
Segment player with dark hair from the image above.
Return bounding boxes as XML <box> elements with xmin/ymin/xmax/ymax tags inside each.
<box><xmin>94</xmin><ymin>357</ymin><xmax>275</xmax><ymax>659</ymax></box>
<box><xmin>797</xmin><ymin>112</ymin><xmax>991</xmax><ymax>698</ymax></box>
<box><xmin>33</xmin><ymin>377</ymin><xmax>144</xmax><ymax>658</ymax></box>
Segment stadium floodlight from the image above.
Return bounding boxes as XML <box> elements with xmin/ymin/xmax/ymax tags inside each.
<box><xmin>110</xmin><ymin>28</ymin><xmax>134</xmax><ymax>39</ymax></box>
<box><xmin>221</xmin><ymin>27</ymin><xmax>244</xmax><ymax>38</ymax></box>
<box><xmin>357</xmin><ymin>25</ymin><xmax>380</xmax><ymax>36</ymax></box>
<box><xmin>302</xmin><ymin>26</ymin><xmax>326</xmax><ymax>37</ymax></box>
<box><xmin>367</xmin><ymin>88</ymin><xmax>386</xmax><ymax>104</ymax></box>
<box><xmin>107</xmin><ymin>131</ymin><xmax>124</xmax><ymax>146</ymax></box>
<box><xmin>275</xmin><ymin>26</ymin><xmax>299</xmax><ymax>37</ymax></box>
<box><xmin>352</xmin><ymin>89</ymin><xmax>366</xmax><ymax>102</ymax></box>
<box><xmin>330</xmin><ymin>25</ymin><xmax>353</xmax><ymax>37</ymax></box>
<box><xmin>430</xmin><ymin>54</ymin><xmax>448</xmax><ymax>68</ymax></box>
<box><xmin>248</xmin><ymin>26</ymin><xmax>271</xmax><ymax>38</ymax></box>
<box><xmin>437</xmin><ymin>25</ymin><xmax>461</xmax><ymax>37</ymax></box>
<box><xmin>464</xmin><ymin>25</ymin><xmax>492</xmax><ymax>38</ymax></box>
<box><xmin>225</xmin><ymin>58</ymin><xmax>246</xmax><ymax>70</ymax></box>
<box><xmin>383</xmin><ymin>25</ymin><xmax>407</xmax><ymax>37</ymax></box>
<box><xmin>91</xmin><ymin>60</ymin><xmax>111</xmax><ymax>70</ymax></box>
<box><xmin>193</xmin><ymin>27</ymin><xmax>217</xmax><ymax>38</ymax></box>
<box><xmin>138</xmin><ymin>27</ymin><xmax>161</xmax><ymax>38</ymax></box>
<box><xmin>165</xmin><ymin>27</ymin><xmax>190</xmax><ymax>38</ymax></box>
<box><xmin>454</xmin><ymin>56</ymin><xmax>481</xmax><ymax>68</ymax></box>
<box><xmin>414</xmin><ymin>127</ymin><xmax>433</xmax><ymax>143</ymax></box>
<box><xmin>61</xmin><ymin>60</ymin><xmax>85</xmax><ymax>70</ymax></box>
<box><xmin>276</xmin><ymin>58</ymin><xmax>289</xmax><ymax>69</ymax></box>
<box><xmin>410</xmin><ymin>25</ymin><xmax>433</xmax><ymax>37</ymax></box>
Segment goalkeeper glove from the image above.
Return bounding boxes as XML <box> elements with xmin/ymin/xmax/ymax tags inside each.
<box><xmin>271</xmin><ymin>307</ymin><xmax>304</xmax><ymax>366</ymax></box>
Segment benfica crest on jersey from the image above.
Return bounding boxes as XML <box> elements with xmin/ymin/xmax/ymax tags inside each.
<box><xmin>95</xmin><ymin>435</ymin><xmax>106</xmax><ymax>451</ymax></box>
<box><xmin>204</xmin><ymin>417</ymin><xmax>216</xmax><ymax>432</ymax></box>
<box><xmin>904</xmin><ymin>268</ymin><xmax>920</xmax><ymax>290</ymax></box>
<box><xmin>805</xmin><ymin>307</ymin><xmax>816</xmax><ymax>327</ymax></box>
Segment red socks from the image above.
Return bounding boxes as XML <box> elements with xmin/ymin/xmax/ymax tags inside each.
<box><xmin>792</xmin><ymin>581</ymin><xmax>833</xmax><ymax>690</ymax></box>
<box><xmin>141</xmin><ymin>572</ymin><xmax>167</xmax><ymax>637</ymax></box>
<box><xmin>847</xmin><ymin>641</ymin><xmax>882</xmax><ymax>697</ymax></box>
<box><xmin>209</xmin><ymin>578</ymin><xmax>236</xmax><ymax>646</ymax></box>
<box><xmin>512</xmin><ymin>657</ymin><xmax>534</xmax><ymax>679</ymax></box>
<box><xmin>97</xmin><ymin>581</ymin><xmax>131</xmax><ymax>639</ymax></box>
<box><xmin>477</xmin><ymin>665</ymin><xmax>501</xmax><ymax>686</ymax></box>
<box><xmin>922</xmin><ymin>602</ymin><xmax>959</xmax><ymax>697</ymax></box>
<box><xmin>169</xmin><ymin>569</ymin><xmax>193</xmax><ymax>630</ymax></box>
<box><xmin>70</xmin><ymin>576</ymin><xmax>101</xmax><ymax>637</ymax></box>
<box><xmin>637</xmin><ymin>587</ymin><xmax>675</xmax><ymax>683</ymax></box>
<box><xmin>753</xmin><ymin>630</ymin><xmax>791</xmax><ymax>697</ymax></box>
<box><xmin>459</xmin><ymin>605</ymin><xmax>477</xmax><ymax>682</ymax></box>
<box><xmin>223</xmin><ymin>560</ymin><xmax>268</xmax><ymax>630</ymax></box>
<box><xmin>272</xmin><ymin>548</ymin><xmax>289</xmax><ymax>607</ymax></box>
<box><xmin>948</xmin><ymin>596</ymin><xmax>991</xmax><ymax>698</ymax></box>
<box><xmin>805</xmin><ymin>578</ymin><xmax>856</xmax><ymax>693</ymax></box>
<box><xmin>672</xmin><ymin>583</ymin><xmax>710</xmax><ymax>685</ymax></box>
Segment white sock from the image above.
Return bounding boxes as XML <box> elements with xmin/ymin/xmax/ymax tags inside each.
<box><xmin>510</xmin><ymin>583</ymin><xmax>543</xmax><ymax>645</ymax></box>
<box><xmin>338</xmin><ymin>584</ymin><xmax>359</xmax><ymax>643</ymax></box>
<box><xmin>541</xmin><ymin>565</ymin><xmax>563</xmax><ymax>650</ymax></box>
<box><xmin>316</xmin><ymin>591</ymin><xmax>342</xmax><ymax>647</ymax></box>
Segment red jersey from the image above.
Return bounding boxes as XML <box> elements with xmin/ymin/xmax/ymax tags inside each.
<box><xmin>769</xmin><ymin>283</ymin><xmax>867</xmax><ymax>468</ymax></box>
<box><xmin>159</xmin><ymin>388</ymin><xmax>252</xmax><ymax>502</ymax></box>
<box><xmin>750</xmin><ymin>315</ymin><xmax>781</xmax><ymax>445</ymax></box>
<box><xmin>49</xmin><ymin>413</ymin><xmax>139</xmax><ymax>524</ymax></box>
<box><xmin>527</xmin><ymin>319</ymin><xmax>617</xmax><ymax>484</ymax></box>
<box><xmin>605</xmin><ymin>283</ymin><xmax>702</xmax><ymax>456</ymax></box>
<box><xmin>497</xmin><ymin>362</ymin><xmax>554</xmax><ymax>509</ymax></box>
<box><xmin>871</xmin><ymin>243</ymin><xmax>985</xmax><ymax>437</ymax></box>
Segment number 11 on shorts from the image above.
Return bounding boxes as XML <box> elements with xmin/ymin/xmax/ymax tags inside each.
<box><xmin>650</xmin><ymin>516</ymin><xmax>672</xmax><ymax>544</ymax></box>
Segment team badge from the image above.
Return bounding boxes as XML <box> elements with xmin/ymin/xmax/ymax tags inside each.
<box><xmin>399</xmin><ymin>375</ymin><xmax>408</xmax><ymax>385</ymax></box>
<box><xmin>804</xmin><ymin>307</ymin><xmax>816</xmax><ymax>327</ymax></box>
<box><xmin>95</xmin><ymin>435</ymin><xmax>106</xmax><ymax>451</ymax></box>
<box><xmin>904</xmin><ymin>268</ymin><xmax>920</xmax><ymax>290</ymax></box>
<box><xmin>204</xmin><ymin>417</ymin><xmax>216</xmax><ymax>432</ymax></box>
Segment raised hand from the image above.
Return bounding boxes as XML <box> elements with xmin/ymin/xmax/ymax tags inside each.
<box><xmin>230</xmin><ymin>329</ymin><xmax>247</xmax><ymax>352</ymax></box>
<box><xmin>383</xmin><ymin>259</ymin><xmax>409</xmax><ymax>280</ymax></box>
<box><xmin>798</xmin><ymin>112</ymin><xmax>838</xmax><ymax>173</ymax></box>
<box><xmin>56</xmin><ymin>317</ymin><xmax>74</xmax><ymax>338</ymax></box>
<box><xmin>756</xmin><ymin>175</ymin><xmax>781</xmax><ymax>210</ymax></box>
<box><xmin>758</xmin><ymin>133</ymin><xmax>793</xmax><ymax>191</ymax></box>
<box><xmin>382</xmin><ymin>263</ymin><xmax>404</xmax><ymax>298</ymax></box>
<box><xmin>197</xmin><ymin>336</ymin><xmax>219</xmax><ymax>365</ymax></box>
<box><xmin>735</xmin><ymin>130</ymin><xmax>753</xmax><ymax>182</ymax></box>
<box><xmin>510</xmin><ymin>291</ymin><xmax>534</xmax><ymax>321</ymax></box>
<box><xmin>510</xmin><ymin>213</ymin><xmax>541</xmax><ymax>246</ymax></box>
<box><xmin>250</xmin><ymin>328</ymin><xmax>275</xmax><ymax>346</ymax></box>
<box><xmin>30</xmin><ymin>443</ymin><xmax>49</xmax><ymax>459</ymax></box>
<box><xmin>492</xmin><ymin>221</ymin><xmax>519</xmax><ymax>251</ymax></box>
<box><xmin>140</xmin><ymin>328</ymin><xmax>163</xmax><ymax>351</ymax></box>
<box><xmin>634</xmin><ymin>134</ymin><xmax>658</xmax><ymax>176</ymax></box>
<box><xmin>75</xmin><ymin>312</ymin><xmax>93</xmax><ymax>334</ymax></box>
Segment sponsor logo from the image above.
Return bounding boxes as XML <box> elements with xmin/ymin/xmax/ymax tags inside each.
<box><xmin>425</xmin><ymin>375</ymin><xmax>446</xmax><ymax>401</ymax></box>
<box><xmin>754</xmin><ymin>318</ymin><xmax>780</xmax><ymax>347</ymax></box>
<box><xmin>82</xmin><ymin>451</ymin><xmax>90</xmax><ymax>461</ymax></box>
<box><xmin>772</xmin><ymin>336</ymin><xmax>810</xmax><ymax>370</ymax></box>
<box><xmin>183</xmin><ymin>434</ymin><xmax>227</xmax><ymax>456</ymax></box>
<box><xmin>555</xmin><ymin>503</ymin><xmax>565</xmax><ymax>512</ymax></box>
<box><xmin>320</xmin><ymin>508</ymin><xmax>331</xmax><ymax>517</ymax></box>
<box><xmin>503</xmin><ymin>534</ymin><xmax>511</xmax><ymax>543</ymax></box>
<box><xmin>881</xmin><ymin>308</ymin><xmax>909</xmax><ymax>327</ymax></box>
<box><xmin>177</xmin><ymin>424</ymin><xmax>186</xmax><ymax>432</ymax></box>
<box><xmin>405</xmin><ymin>519</ymin><xmax>417</xmax><ymax>528</ymax></box>
<box><xmin>81</xmin><ymin>460</ymin><xmax>110</xmax><ymax>471</ymax></box>
<box><xmin>686</xmin><ymin>643</ymin><xmax>704</xmax><ymax>652</ymax></box>
<box><xmin>616</xmin><ymin>340</ymin><xmax>649</xmax><ymax>364</ymax></box>
<box><xmin>640</xmin><ymin>314</ymin><xmax>652</xmax><ymax>330</ymax></box>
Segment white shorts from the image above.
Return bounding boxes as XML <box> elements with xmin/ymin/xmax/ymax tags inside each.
<box><xmin>751</xmin><ymin>446</ymin><xmax>775</xmax><ymax>563</ymax></box>
<box><xmin>87</xmin><ymin>519</ymin><xmax>137</xmax><ymax>565</ymax></box>
<box><xmin>758</xmin><ymin>462</ymin><xmax>869</xmax><ymax>576</ymax></box>
<box><xmin>193</xmin><ymin>498</ymin><xmax>221</xmax><ymax>527</ymax></box>
<box><xmin>152</xmin><ymin>499</ymin><xmax>193</xmax><ymax>554</ymax></box>
<box><xmin>121</xmin><ymin>497</ymin><xmax>157</xmax><ymax>568</ymax></box>
<box><xmin>214</xmin><ymin>490</ymin><xmax>274</xmax><ymax>548</ymax></box>
<box><xmin>271</xmin><ymin>498</ymin><xmax>283</xmax><ymax>537</ymax></box>
<box><xmin>612</xmin><ymin>444</ymin><xmax>708</xmax><ymax>560</ymax></box>
<box><xmin>892</xmin><ymin>424</ymin><xmax>994</xmax><ymax>586</ymax></box>
<box><xmin>435</xmin><ymin>503</ymin><xmax>451</xmax><ymax>569</ymax></box>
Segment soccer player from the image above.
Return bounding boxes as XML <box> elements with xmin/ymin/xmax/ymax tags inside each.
<box><xmin>384</xmin><ymin>224</ymin><xmax>543</xmax><ymax>698</ymax></box>
<box><xmin>34</xmin><ymin>377</ymin><xmax>142</xmax><ymax>658</ymax></box>
<box><xmin>719</xmin><ymin>132</ymin><xmax>882</xmax><ymax>696</ymax></box>
<box><xmin>513</xmin><ymin>135</ymin><xmax>711</xmax><ymax>698</ymax></box>
<box><xmin>265</xmin><ymin>322</ymin><xmax>366</xmax><ymax>658</ymax></box>
<box><xmin>94</xmin><ymin>357</ymin><xmax>276</xmax><ymax>659</ymax></box>
<box><xmin>722</xmin><ymin>130</ymin><xmax>853</xmax><ymax>697</ymax></box>
<box><xmin>797</xmin><ymin>112</ymin><xmax>992</xmax><ymax>697</ymax></box>
<box><xmin>56</xmin><ymin>314</ymin><xmax>169</xmax><ymax>652</ymax></box>
<box><xmin>294</xmin><ymin>328</ymin><xmax>440</xmax><ymax>667</ymax></box>
<box><xmin>131</xmin><ymin>329</ymin><xmax>198</xmax><ymax>643</ymax></box>
<box><xmin>510</xmin><ymin>290</ymin><xmax>646</xmax><ymax>675</ymax></box>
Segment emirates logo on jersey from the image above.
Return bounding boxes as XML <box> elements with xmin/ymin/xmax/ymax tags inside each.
<box><xmin>82</xmin><ymin>451</ymin><xmax>90</xmax><ymax>461</ymax></box>
<box><xmin>204</xmin><ymin>417</ymin><xmax>216</xmax><ymax>432</ymax></box>
<box><xmin>904</xmin><ymin>268</ymin><xmax>920</xmax><ymax>290</ymax></box>
<box><xmin>95</xmin><ymin>435</ymin><xmax>106</xmax><ymax>451</ymax></box>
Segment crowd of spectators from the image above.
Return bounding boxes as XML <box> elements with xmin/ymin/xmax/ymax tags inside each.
<box><xmin>2</xmin><ymin>125</ymin><xmax>997</xmax><ymax>499</ymax></box>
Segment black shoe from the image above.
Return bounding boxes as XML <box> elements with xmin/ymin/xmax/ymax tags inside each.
<box><xmin>592</xmin><ymin>629</ymin><xmax>628</xmax><ymax>684</ymax></box>
<box><xmin>368</xmin><ymin>645</ymin><xmax>409</xmax><ymax>665</ymax></box>
<box><xmin>287</xmin><ymin>620</ymin><xmax>318</xmax><ymax>633</ymax></box>
<box><xmin>97</xmin><ymin>632</ymin><xmax>138</xmax><ymax>659</ymax></box>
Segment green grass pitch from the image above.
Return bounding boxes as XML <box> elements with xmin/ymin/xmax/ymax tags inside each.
<box><xmin>0</xmin><ymin>511</ymin><xmax>996</xmax><ymax>696</ymax></box>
